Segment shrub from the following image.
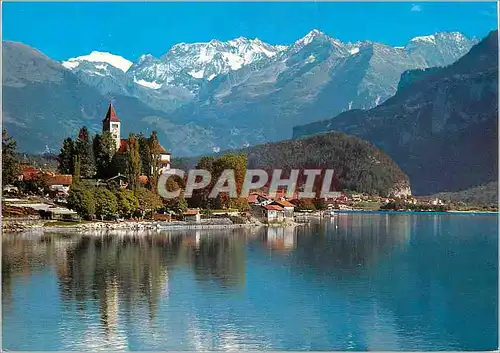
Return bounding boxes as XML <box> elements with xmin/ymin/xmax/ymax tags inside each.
<box><xmin>94</xmin><ymin>187</ymin><xmax>118</xmax><ymax>220</ymax></box>
<box><xmin>67</xmin><ymin>186</ymin><xmax>96</xmax><ymax>220</ymax></box>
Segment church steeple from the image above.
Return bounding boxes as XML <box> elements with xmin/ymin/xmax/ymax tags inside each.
<box><xmin>102</xmin><ymin>103</ymin><xmax>121</xmax><ymax>149</ymax></box>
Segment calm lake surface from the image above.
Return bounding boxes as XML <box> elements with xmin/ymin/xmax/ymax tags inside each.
<box><xmin>2</xmin><ymin>213</ymin><xmax>498</xmax><ymax>351</ymax></box>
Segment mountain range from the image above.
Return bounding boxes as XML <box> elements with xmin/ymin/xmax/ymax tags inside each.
<box><xmin>3</xmin><ymin>29</ymin><xmax>478</xmax><ymax>156</ymax></box>
<box><xmin>293</xmin><ymin>30</ymin><xmax>498</xmax><ymax>195</ymax></box>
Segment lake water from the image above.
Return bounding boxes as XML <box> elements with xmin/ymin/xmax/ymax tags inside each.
<box><xmin>2</xmin><ymin>213</ymin><xmax>498</xmax><ymax>351</ymax></box>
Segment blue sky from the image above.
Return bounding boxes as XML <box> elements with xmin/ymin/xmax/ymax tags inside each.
<box><xmin>3</xmin><ymin>2</ymin><xmax>497</xmax><ymax>62</ymax></box>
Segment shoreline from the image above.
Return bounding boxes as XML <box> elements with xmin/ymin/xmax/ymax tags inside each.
<box><xmin>2</xmin><ymin>218</ymin><xmax>304</xmax><ymax>234</ymax></box>
<box><xmin>328</xmin><ymin>209</ymin><xmax>498</xmax><ymax>215</ymax></box>
<box><xmin>3</xmin><ymin>209</ymin><xmax>497</xmax><ymax>234</ymax></box>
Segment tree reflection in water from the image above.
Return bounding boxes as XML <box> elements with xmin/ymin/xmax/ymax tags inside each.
<box><xmin>2</xmin><ymin>229</ymin><xmax>249</xmax><ymax>337</ymax></box>
<box><xmin>2</xmin><ymin>214</ymin><xmax>497</xmax><ymax>351</ymax></box>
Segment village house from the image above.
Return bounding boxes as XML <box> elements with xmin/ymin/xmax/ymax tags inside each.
<box><xmin>46</xmin><ymin>174</ymin><xmax>73</xmax><ymax>195</ymax></box>
<box><xmin>247</xmin><ymin>192</ymin><xmax>272</xmax><ymax>205</ymax></box>
<box><xmin>17</xmin><ymin>166</ymin><xmax>73</xmax><ymax>196</ymax></box>
<box><xmin>270</xmin><ymin>199</ymin><xmax>295</xmax><ymax>221</ymax></box>
<box><xmin>18</xmin><ymin>165</ymin><xmax>38</xmax><ymax>182</ymax></box>
<box><xmin>251</xmin><ymin>204</ymin><xmax>285</xmax><ymax>223</ymax></box>
<box><xmin>105</xmin><ymin>173</ymin><xmax>129</xmax><ymax>189</ymax></box>
<box><xmin>430</xmin><ymin>198</ymin><xmax>444</xmax><ymax>206</ymax></box>
<box><xmin>183</xmin><ymin>208</ymin><xmax>201</xmax><ymax>223</ymax></box>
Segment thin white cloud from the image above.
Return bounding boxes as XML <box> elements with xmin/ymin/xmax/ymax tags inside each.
<box><xmin>411</xmin><ymin>4</ymin><xmax>422</xmax><ymax>12</ymax></box>
<box><xmin>479</xmin><ymin>9</ymin><xmax>496</xmax><ymax>18</ymax></box>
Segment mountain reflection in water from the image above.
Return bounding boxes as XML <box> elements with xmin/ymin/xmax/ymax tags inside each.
<box><xmin>2</xmin><ymin>213</ymin><xmax>497</xmax><ymax>351</ymax></box>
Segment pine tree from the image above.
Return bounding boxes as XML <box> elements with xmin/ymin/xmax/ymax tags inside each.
<box><xmin>73</xmin><ymin>155</ymin><xmax>81</xmax><ymax>185</ymax></box>
<box><xmin>148</xmin><ymin>131</ymin><xmax>161</xmax><ymax>192</ymax></box>
<box><xmin>57</xmin><ymin>138</ymin><xmax>75</xmax><ymax>174</ymax></box>
<box><xmin>93</xmin><ymin>132</ymin><xmax>116</xmax><ymax>179</ymax></box>
<box><xmin>126</xmin><ymin>134</ymin><xmax>141</xmax><ymax>191</ymax></box>
<box><xmin>2</xmin><ymin>129</ymin><xmax>20</xmax><ymax>185</ymax></box>
<box><xmin>137</xmin><ymin>133</ymin><xmax>152</xmax><ymax>176</ymax></box>
<box><xmin>75</xmin><ymin>126</ymin><xmax>96</xmax><ymax>179</ymax></box>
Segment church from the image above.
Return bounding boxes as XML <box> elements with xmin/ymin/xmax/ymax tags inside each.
<box><xmin>102</xmin><ymin>103</ymin><xmax>171</xmax><ymax>174</ymax></box>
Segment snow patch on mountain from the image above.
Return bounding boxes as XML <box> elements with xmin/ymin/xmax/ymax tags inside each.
<box><xmin>349</xmin><ymin>47</ymin><xmax>360</xmax><ymax>55</ymax></box>
<box><xmin>134</xmin><ymin>77</ymin><xmax>162</xmax><ymax>89</ymax></box>
<box><xmin>296</xmin><ymin>29</ymin><xmax>324</xmax><ymax>46</ymax></box>
<box><xmin>188</xmin><ymin>69</ymin><xmax>204</xmax><ymax>79</ymax></box>
<box><xmin>129</xmin><ymin>36</ymin><xmax>287</xmax><ymax>86</ymax></box>
<box><xmin>410</xmin><ymin>35</ymin><xmax>437</xmax><ymax>44</ymax></box>
<box><xmin>62</xmin><ymin>61</ymin><xmax>79</xmax><ymax>70</ymax></box>
<box><xmin>62</xmin><ymin>51</ymin><xmax>133</xmax><ymax>72</ymax></box>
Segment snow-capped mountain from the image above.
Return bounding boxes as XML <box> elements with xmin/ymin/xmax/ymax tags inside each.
<box><xmin>62</xmin><ymin>51</ymin><xmax>133</xmax><ymax>72</ymax></box>
<box><xmin>4</xmin><ymin>29</ymin><xmax>481</xmax><ymax>156</ymax></box>
<box><xmin>293</xmin><ymin>30</ymin><xmax>498</xmax><ymax>195</ymax></box>
<box><xmin>127</xmin><ymin>37</ymin><xmax>287</xmax><ymax>90</ymax></box>
<box><xmin>404</xmin><ymin>31</ymin><xmax>478</xmax><ymax>67</ymax></box>
<box><xmin>61</xmin><ymin>29</ymin><xmax>476</xmax><ymax>98</ymax></box>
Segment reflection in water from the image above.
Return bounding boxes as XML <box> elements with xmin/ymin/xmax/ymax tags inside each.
<box><xmin>291</xmin><ymin>214</ymin><xmax>411</xmax><ymax>277</ymax></box>
<box><xmin>2</xmin><ymin>214</ymin><xmax>498</xmax><ymax>351</ymax></box>
<box><xmin>179</xmin><ymin>230</ymin><xmax>247</xmax><ymax>288</ymax></box>
<box><xmin>264</xmin><ymin>226</ymin><xmax>296</xmax><ymax>251</ymax></box>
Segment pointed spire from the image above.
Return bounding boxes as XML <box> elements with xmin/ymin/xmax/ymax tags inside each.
<box><xmin>102</xmin><ymin>102</ymin><xmax>120</xmax><ymax>123</ymax></box>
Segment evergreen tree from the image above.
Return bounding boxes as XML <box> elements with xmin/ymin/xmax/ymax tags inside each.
<box><xmin>74</xmin><ymin>126</ymin><xmax>96</xmax><ymax>179</ymax></box>
<box><xmin>93</xmin><ymin>132</ymin><xmax>116</xmax><ymax>179</ymax></box>
<box><xmin>73</xmin><ymin>155</ymin><xmax>81</xmax><ymax>185</ymax></box>
<box><xmin>148</xmin><ymin>131</ymin><xmax>162</xmax><ymax>192</ymax></box>
<box><xmin>57</xmin><ymin>137</ymin><xmax>75</xmax><ymax>174</ymax></box>
<box><xmin>137</xmin><ymin>133</ymin><xmax>152</xmax><ymax>176</ymax></box>
<box><xmin>2</xmin><ymin>129</ymin><xmax>20</xmax><ymax>185</ymax></box>
<box><xmin>126</xmin><ymin>134</ymin><xmax>141</xmax><ymax>191</ymax></box>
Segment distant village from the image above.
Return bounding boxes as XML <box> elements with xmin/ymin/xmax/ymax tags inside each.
<box><xmin>2</xmin><ymin>103</ymin><xmax>479</xmax><ymax>230</ymax></box>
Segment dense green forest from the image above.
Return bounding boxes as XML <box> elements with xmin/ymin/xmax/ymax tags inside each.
<box><xmin>430</xmin><ymin>182</ymin><xmax>498</xmax><ymax>207</ymax></box>
<box><xmin>173</xmin><ymin>131</ymin><xmax>409</xmax><ymax>197</ymax></box>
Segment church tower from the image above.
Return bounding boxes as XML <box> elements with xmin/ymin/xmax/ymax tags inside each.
<box><xmin>102</xmin><ymin>103</ymin><xmax>121</xmax><ymax>150</ymax></box>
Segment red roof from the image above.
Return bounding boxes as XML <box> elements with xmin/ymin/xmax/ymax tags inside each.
<box><xmin>271</xmin><ymin>190</ymin><xmax>298</xmax><ymax>200</ymax></box>
<box><xmin>248</xmin><ymin>192</ymin><xmax>270</xmax><ymax>203</ymax></box>
<box><xmin>248</xmin><ymin>194</ymin><xmax>259</xmax><ymax>203</ymax></box>
<box><xmin>184</xmin><ymin>209</ymin><xmax>200</xmax><ymax>215</ymax></box>
<box><xmin>21</xmin><ymin>167</ymin><xmax>38</xmax><ymax>180</ymax></box>
<box><xmin>264</xmin><ymin>204</ymin><xmax>283</xmax><ymax>211</ymax></box>
<box><xmin>117</xmin><ymin>138</ymin><xmax>128</xmax><ymax>154</ymax></box>
<box><xmin>272</xmin><ymin>199</ymin><xmax>296</xmax><ymax>208</ymax></box>
<box><xmin>102</xmin><ymin>103</ymin><xmax>120</xmax><ymax>123</ymax></box>
<box><xmin>47</xmin><ymin>175</ymin><xmax>72</xmax><ymax>186</ymax></box>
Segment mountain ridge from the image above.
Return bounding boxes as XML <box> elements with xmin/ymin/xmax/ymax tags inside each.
<box><xmin>292</xmin><ymin>30</ymin><xmax>498</xmax><ymax>195</ymax></box>
<box><xmin>2</xmin><ymin>29</ymin><xmax>482</xmax><ymax>156</ymax></box>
